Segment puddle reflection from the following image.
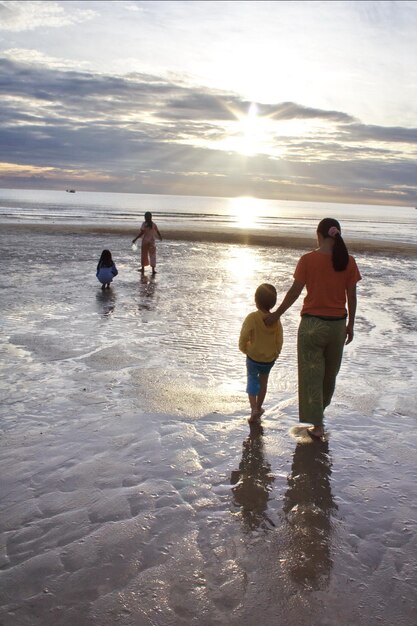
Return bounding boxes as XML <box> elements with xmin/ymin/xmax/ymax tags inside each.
<box><xmin>95</xmin><ymin>287</ymin><xmax>117</xmax><ymax>317</ymax></box>
<box><xmin>231</xmin><ymin>423</ymin><xmax>275</xmax><ymax>531</ymax></box>
<box><xmin>283</xmin><ymin>437</ymin><xmax>337</xmax><ymax>590</ymax></box>
<box><xmin>137</xmin><ymin>274</ymin><xmax>157</xmax><ymax>311</ymax></box>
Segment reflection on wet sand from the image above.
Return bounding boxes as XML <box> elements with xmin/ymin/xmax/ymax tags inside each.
<box><xmin>95</xmin><ymin>287</ymin><xmax>117</xmax><ymax>317</ymax></box>
<box><xmin>137</xmin><ymin>274</ymin><xmax>157</xmax><ymax>311</ymax></box>
<box><xmin>283</xmin><ymin>429</ymin><xmax>337</xmax><ymax>590</ymax></box>
<box><xmin>231</xmin><ymin>423</ymin><xmax>275</xmax><ymax>531</ymax></box>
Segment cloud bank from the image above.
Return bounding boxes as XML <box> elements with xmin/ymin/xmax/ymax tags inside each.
<box><xmin>0</xmin><ymin>53</ymin><xmax>416</xmax><ymax>205</ymax></box>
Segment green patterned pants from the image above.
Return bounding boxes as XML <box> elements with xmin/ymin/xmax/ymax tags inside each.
<box><xmin>297</xmin><ymin>315</ymin><xmax>347</xmax><ymax>427</ymax></box>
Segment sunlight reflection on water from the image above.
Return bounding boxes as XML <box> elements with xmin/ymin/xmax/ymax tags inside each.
<box><xmin>221</xmin><ymin>244</ymin><xmax>262</xmax><ymax>282</ymax></box>
<box><xmin>228</xmin><ymin>196</ymin><xmax>264</xmax><ymax>229</ymax></box>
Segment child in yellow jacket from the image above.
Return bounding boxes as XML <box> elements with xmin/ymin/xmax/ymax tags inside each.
<box><xmin>239</xmin><ymin>284</ymin><xmax>283</xmax><ymax>423</ymax></box>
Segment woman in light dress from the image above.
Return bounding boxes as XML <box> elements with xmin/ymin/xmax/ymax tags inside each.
<box><xmin>132</xmin><ymin>211</ymin><xmax>162</xmax><ymax>275</ymax></box>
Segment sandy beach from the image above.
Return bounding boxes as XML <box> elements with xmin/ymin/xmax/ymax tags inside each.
<box><xmin>1</xmin><ymin>226</ymin><xmax>417</xmax><ymax>625</ymax></box>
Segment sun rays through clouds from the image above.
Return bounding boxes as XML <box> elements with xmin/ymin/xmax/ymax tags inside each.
<box><xmin>0</xmin><ymin>1</ymin><xmax>416</xmax><ymax>204</ymax></box>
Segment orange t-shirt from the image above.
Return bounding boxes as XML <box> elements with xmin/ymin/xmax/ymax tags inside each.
<box><xmin>294</xmin><ymin>250</ymin><xmax>362</xmax><ymax>317</ymax></box>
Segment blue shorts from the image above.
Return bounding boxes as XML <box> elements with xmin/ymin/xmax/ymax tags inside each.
<box><xmin>246</xmin><ymin>356</ymin><xmax>276</xmax><ymax>395</ymax></box>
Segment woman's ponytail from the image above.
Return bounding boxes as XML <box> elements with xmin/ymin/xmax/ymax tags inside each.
<box><xmin>317</xmin><ymin>218</ymin><xmax>349</xmax><ymax>271</ymax></box>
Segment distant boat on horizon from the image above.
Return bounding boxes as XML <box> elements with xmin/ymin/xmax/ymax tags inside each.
<box><xmin>66</xmin><ymin>189</ymin><xmax>76</xmax><ymax>193</ymax></box>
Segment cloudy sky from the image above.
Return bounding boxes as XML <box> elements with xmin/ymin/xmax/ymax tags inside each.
<box><xmin>0</xmin><ymin>0</ymin><xmax>416</xmax><ymax>205</ymax></box>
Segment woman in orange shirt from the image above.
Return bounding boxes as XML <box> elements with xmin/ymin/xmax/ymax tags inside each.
<box><xmin>267</xmin><ymin>218</ymin><xmax>361</xmax><ymax>440</ymax></box>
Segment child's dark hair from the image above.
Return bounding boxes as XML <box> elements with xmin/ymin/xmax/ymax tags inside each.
<box><xmin>144</xmin><ymin>211</ymin><xmax>153</xmax><ymax>228</ymax></box>
<box><xmin>255</xmin><ymin>283</ymin><xmax>277</xmax><ymax>311</ymax></box>
<box><xmin>317</xmin><ymin>218</ymin><xmax>349</xmax><ymax>271</ymax></box>
<box><xmin>98</xmin><ymin>249</ymin><xmax>113</xmax><ymax>268</ymax></box>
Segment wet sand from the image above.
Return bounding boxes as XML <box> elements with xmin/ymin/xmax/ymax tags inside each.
<box><xmin>1</xmin><ymin>228</ymin><xmax>417</xmax><ymax>625</ymax></box>
<box><xmin>1</xmin><ymin>221</ymin><xmax>416</xmax><ymax>256</ymax></box>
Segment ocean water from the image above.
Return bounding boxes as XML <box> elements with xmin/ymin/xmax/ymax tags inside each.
<box><xmin>1</xmin><ymin>190</ymin><xmax>417</xmax><ymax>625</ymax></box>
<box><xmin>0</xmin><ymin>188</ymin><xmax>416</xmax><ymax>247</ymax></box>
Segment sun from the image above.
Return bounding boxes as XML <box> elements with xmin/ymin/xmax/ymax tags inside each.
<box><xmin>187</xmin><ymin>100</ymin><xmax>294</xmax><ymax>158</ymax></box>
<box><xmin>234</xmin><ymin>102</ymin><xmax>275</xmax><ymax>156</ymax></box>
<box><xmin>238</xmin><ymin>102</ymin><xmax>261</xmax><ymax>155</ymax></box>
<box><xmin>212</xmin><ymin>102</ymin><xmax>277</xmax><ymax>157</ymax></box>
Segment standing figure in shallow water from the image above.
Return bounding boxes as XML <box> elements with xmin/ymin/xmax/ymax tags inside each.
<box><xmin>266</xmin><ymin>218</ymin><xmax>362</xmax><ymax>440</ymax></box>
<box><xmin>239</xmin><ymin>283</ymin><xmax>283</xmax><ymax>424</ymax></box>
<box><xmin>132</xmin><ymin>211</ymin><xmax>162</xmax><ymax>275</ymax></box>
<box><xmin>96</xmin><ymin>249</ymin><xmax>118</xmax><ymax>289</ymax></box>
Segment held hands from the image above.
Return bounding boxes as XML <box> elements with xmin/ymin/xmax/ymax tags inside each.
<box><xmin>265</xmin><ymin>311</ymin><xmax>280</xmax><ymax>326</ymax></box>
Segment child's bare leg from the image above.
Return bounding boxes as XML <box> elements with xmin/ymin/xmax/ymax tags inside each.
<box><xmin>257</xmin><ymin>373</ymin><xmax>269</xmax><ymax>416</ymax></box>
<box><xmin>248</xmin><ymin>394</ymin><xmax>260</xmax><ymax>422</ymax></box>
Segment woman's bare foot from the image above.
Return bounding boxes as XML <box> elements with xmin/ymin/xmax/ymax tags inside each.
<box><xmin>307</xmin><ymin>426</ymin><xmax>325</xmax><ymax>440</ymax></box>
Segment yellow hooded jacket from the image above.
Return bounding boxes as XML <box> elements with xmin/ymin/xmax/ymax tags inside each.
<box><xmin>239</xmin><ymin>310</ymin><xmax>283</xmax><ymax>363</ymax></box>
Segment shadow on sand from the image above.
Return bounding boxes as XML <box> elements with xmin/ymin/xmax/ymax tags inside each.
<box><xmin>283</xmin><ymin>426</ymin><xmax>338</xmax><ymax>590</ymax></box>
<box><xmin>231</xmin><ymin>422</ymin><xmax>276</xmax><ymax>531</ymax></box>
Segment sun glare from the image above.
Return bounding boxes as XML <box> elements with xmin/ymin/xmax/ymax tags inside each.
<box><xmin>210</xmin><ymin>100</ymin><xmax>332</xmax><ymax>159</ymax></box>
<box><xmin>213</xmin><ymin>102</ymin><xmax>278</xmax><ymax>157</ymax></box>
<box><xmin>239</xmin><ymin>102</ymin><xmax>260</xmax><ymax>155</ymax></box>
<box><xmin>234</xmin><ymin>102</ymin><xmax>276</xmax><ymax>156</ymax></box>
<box><xmin>229</xmin><ymin>196</ymin><xmax>263</xmax><ymax>229</ymax></box>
